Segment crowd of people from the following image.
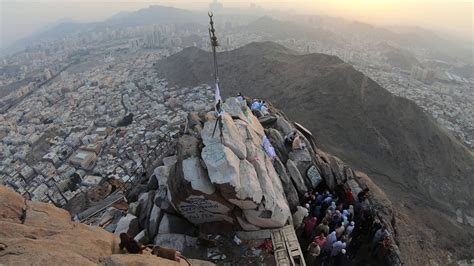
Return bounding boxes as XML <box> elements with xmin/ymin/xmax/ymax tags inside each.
<box><xmin>293</xmin><ymin>186</ymin><xmax>394</xmax><ymax>265</ymax></box>
<box><xmin>234</xmin><ymin>93</ymin><xmax>394</xmax><ymax>265</ymax></box>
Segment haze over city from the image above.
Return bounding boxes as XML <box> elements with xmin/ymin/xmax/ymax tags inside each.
<box><xmin>1</xmin><ymin>0</ymin><xmax>473</xmax><ymax>48</ymax></box>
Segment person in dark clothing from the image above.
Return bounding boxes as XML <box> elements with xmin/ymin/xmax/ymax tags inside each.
<box><xmin>370</xmin><ymin>219</ymin><xmax>382</xmax><ymax>241</ymax></box>
<box><xmin>332</xmin><ymin>248</ymin><xmax>347</xmax><ymax>266</ymax></box>
<box><xmin>119</xmin><ymin>233</ymin><xmax>146</xmax><ymax>254</ymax></box>
<box><xmin>357</xmin><ymin>188</ymin><xmax>370</xmax><ymax>202</ymax></box>
<box><xmin>346</xmin><ymin>234</ymin><xmax>363</xmax><ymax>260</ymax></box>
<box><xmin>334</xmin><ymin>184</ymin><xmax>347</xmax><ymax>203</ymax></box>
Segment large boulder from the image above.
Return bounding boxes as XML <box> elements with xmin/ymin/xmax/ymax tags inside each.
<box><xmin>114</xmin><ymin>213</ymin><xmax>140</xmax><ymax>238</ymax></box>
<box><xmin>201</xmin><ymin>112</ymin><xmax>247</xmax><ymax>159</ymax></box>
<box><xmin>174</xmin><ymin>194</ymin><xmax>234</xmax><ymax>224</ymax></box>
<box><xmin>273</xmin><ymin>158</ymin><xmax>299</xmax><ymax>212</ymax></box>
<box><xmin>243</xmin><ymin>144</ymin><xmax>291</xmax><ymax>228</ymax></box>
<box><xmin>201</xmin><ymin>143</ymin><xmax>239</xmax><ymax>198</ymax></box>
<box><xmin>306</xmin><ymin>164</ymin><xmax>323</xmax><ymax>188</ymax></box>
<box><xmin>154</xmin><ymin>233</ymin><xmax>198</xmax><ymax>253</ymax></box>
<box><xmin>315</xmin><ymin>150</ymin><xmax>337</xmax><ymax>189</ymax></box>
<box><xmin>137</xmin><ymin>191</ymin><xmax>156</xmax><ymax>229</ymax></box>
<box><xmin>182</xmin><ymin>156</ymin><xmax>215</xmax><ymax>195</ymax></box>
<box><xmin>158</xmin><ymin>213</ymin><xmax>195</xmax><ymax>235</ymax></box>
<box><xmin>267</xmin><ymin>128</ymin><xmax>288</xmax><ymax>162</ymax></box>
<box><xmin>275</xmin><ymin>117</ymin><xmax>294</xmax><ymax>136</ymax></box>
<box><xmin>286</xmin><ymin>159</ymin><xmax>308</xmax><ymax>196</ymax></box>
<box><xmin>226</xmin><ymin>159</ymin><xmax>262</xmax><ymax>209</ymax></box>
<box><xmin>168</xmin><ymin>137</ymin><xmax>235</xmax><ymax>225</ymax></box>
<box><xmin>223</xmin><ymin>97</ymin><xmax>265</xmax><ymax>137</ymax></box>
<box><xmin>147</xmin><ymin>204</ymin><xmax>163</xmax><ymax>239</ymax></box>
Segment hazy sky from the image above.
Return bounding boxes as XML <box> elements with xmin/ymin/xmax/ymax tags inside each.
<box><xmin>1</xmin><ymin>0</ymin><xmax>472</xmax><ymax>47</ymax></box>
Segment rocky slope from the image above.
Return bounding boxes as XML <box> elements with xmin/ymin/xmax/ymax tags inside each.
<box><xmin>0</xmin><ymin>186</ymin><xmax>211</xmax><ymax>265</ymax></box>
<box><xmin>155</xmin><ymin>42</ymin><xmax>474</xmax><ymax>263</ymax></box>
<box><xmin>1</xmin><ymin>99</ymin><xmax>403</xmax><ymax>265</ymax></box>
<box><xmin>106</xmin><ymin>96</ymin><xmax>402</xmax><ymax>265</ymax></box>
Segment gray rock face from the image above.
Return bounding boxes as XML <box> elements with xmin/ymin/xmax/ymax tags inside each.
<box><xmin>137</xmin><ymin>191</ymin><xmax>156</xmax><ymax>229</ymax></box>
<box><xmin>202</xmin><ymin>143</ymin><xmax>240</xmax><ymax>193</ymax></box>
<box><xmin>242</xmin><ymin>146</ymin><xmax>291</xmax><ymax>228</ymax></box>
<box><xmin>202</xmin><ymin>113</ymin><xmax>247</xmax><ymax>159</ymax></box>
<box><xmin>236</xmin><ymin>216</ymin><xmax>261</xmax><ymax>231</ymax></box>
<box><xmin>158</xmin><ymin>213</ymin><xmax>195</xmax><ymax>235</ymax></box>
<box><xmin>275</xmin><ymin>117</ymin><xmax>294</xmax><ymax>136</ymax></box>
<box><xmin>273</xmin><ymin>158</ymin><xmax>299</xmax><ymax>212</ymax></box>
<box><xmin>222</xmin><ymin>97</ymin><xmax>247</xmax><ymax>121</ymax></box>
<box><xmin>175</xmin><ymin>195</ymin><xmax>234</xmax><ymax>224</ymax></box>
<box><xmin>114</xmin><ymin>214</ymin><xmax>140</xmax><ymax>237</ymax></box>
<box><xmin>147</xmin><ymin>204</ymin><xmax>162</xmax><ymax>238</ymax></box>
<box><xmin>286</xmin><ymin>159</ymin><xmax>308</xmax><ymax>196</ymax></box>
<box><xmin>228</xmin><ymin>159</ymin><xmax>263</xmax><ymax>209</ymax></box>
<box><xmin>154</xmin><ymin>233</ymin><xmax>198</xmax><ymax>253</ymax></box>
<box><xmin>163</xmin><ymin>155</ymin><xmax>178</xmax><ymax>166</ymax></box>
<box><xmin>163</xmin><ymin>99</ymin><xmax>309</xmax><ymax>230</ymax></box>
<box><xmin>167</xmin><ymin>135</ymin><xmax>236</xmax><ymax>225</ymax></box>
<box><xmin>182</xmin><ymin>156</ymin><xmax>215</xmax><ymax>195</ymax></box>
<box><xmin>153</xmin><ymin>165</ymin><xmax>172</xmax><ymax>187</ymax></box>
<box><xmin>267</xmin><ymin>128</ymin><xmax>288</xmax><ymax>162</ymax></box>
<box><xmin>315</xmin><ymin>151</ymin><xmax>337</xmax><ymax>189</ymax></box>
<box><xmin>127</xmin><ymin>202</ymin><xmax>139</xmax><ymax>216</ymax></box>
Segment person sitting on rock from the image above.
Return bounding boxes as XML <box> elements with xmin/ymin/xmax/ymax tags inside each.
<box><xmin>262</xmin><ymin>135</ymin><xmax>277</xmax><ymax>160</ymax></box>
<box><xmin>119</xmin><ymin>233</ymin><xmax>147</xmax><ymax>254</ymax></box>
<box><xmin>260</xmin><ymin>101</ymin><xmax>270</xmax><ymax>116</ymax></box>
<box><xmin>236</xmin><ymin>92</ymin><xmax>245</xmax><ymax>104</ymax></box>
<box><xmin>292</xmin><ymin>135</ymin><xmax>307</xmax><ymax>150</ymax></box>
<box><xmin>284</xmin><ymin>130</ymin><xmax>298</xmax><ymax>146</ymax></box>
<box><xmin>251</xmin><ymin>99</ymin><xmax>261</xmax><ymax>111</ymax></box>
<box><xmin>292</xmin><ymin>205</ymin><xmax>309</xmax><ymax>230</ymax></box>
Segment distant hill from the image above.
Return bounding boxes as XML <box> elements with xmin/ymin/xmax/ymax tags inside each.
<box><xmin>238</xmin><ymin>16</ymin><xmax>338</xmax><ymax>46</ymax></box>
<box><xmin>377</xmin><ymin>42</ymin><xmax>422</xmax><ymax>70</ymax></box>
<box><xmin>155</xmin><ymin>41</ymin><xmax>474</xmax><ymax>261</ymax></box>
<box><xmin>1</xmin><ymin>5</ymin><xmax>202</xmax><ymax>55</ymax></box>
<box><xmin>104</xmin><ymin>5</ymin><xmax>201</xmax><ymax>27</ymax></box>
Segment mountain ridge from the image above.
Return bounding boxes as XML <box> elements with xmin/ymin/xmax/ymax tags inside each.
<box><xmin>155</xmin><ymin>41</ymin><xmax>474</xmax><ymax>262</ymax></box>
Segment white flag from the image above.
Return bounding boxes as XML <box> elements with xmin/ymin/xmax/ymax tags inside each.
<box><xmin>215</xmin><ymin>82</ymin><xmax>222</xmax><ymax>104</ymax></box>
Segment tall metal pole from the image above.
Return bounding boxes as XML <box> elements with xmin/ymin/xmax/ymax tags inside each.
<box><xmin>208</xmin><ymin>12</ymin><xmax>224</xmax><ymax>142</ymax></box>
<box><xmin>208</xmin><ymin>12</ymin><xmax>220</xmax><ymax>93</ymax></box>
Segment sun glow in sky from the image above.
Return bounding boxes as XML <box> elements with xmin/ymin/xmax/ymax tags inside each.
<box><xmin>1</xmin><ymin>0</ymin><xmax>472</xmax><ymax>46</ymax></box>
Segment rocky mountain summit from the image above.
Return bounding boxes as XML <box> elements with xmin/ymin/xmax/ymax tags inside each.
<box><xmin>156</xmin><ymin>42</ymin><xmax>474</xmax><ymax>263</ymax></box>
<box><xmin>1</xmin><ymin>96</ymin><xmax>402</xmax><ymax>265</ymax></box>
<box><xmin>93</xmin><ymin>97</ymin><xmax>402</xmax><ymax>264</ymax></box>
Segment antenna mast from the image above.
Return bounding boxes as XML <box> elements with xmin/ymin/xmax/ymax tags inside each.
<box><xmin>208</xmin><ymin>12</ymin><xmax>220</xmax><ymax>94</ymax></box>
<box><xmin>208</xmin><ymin>12</ymin><xmax>224</xmax><ymax>141</ymax></box>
